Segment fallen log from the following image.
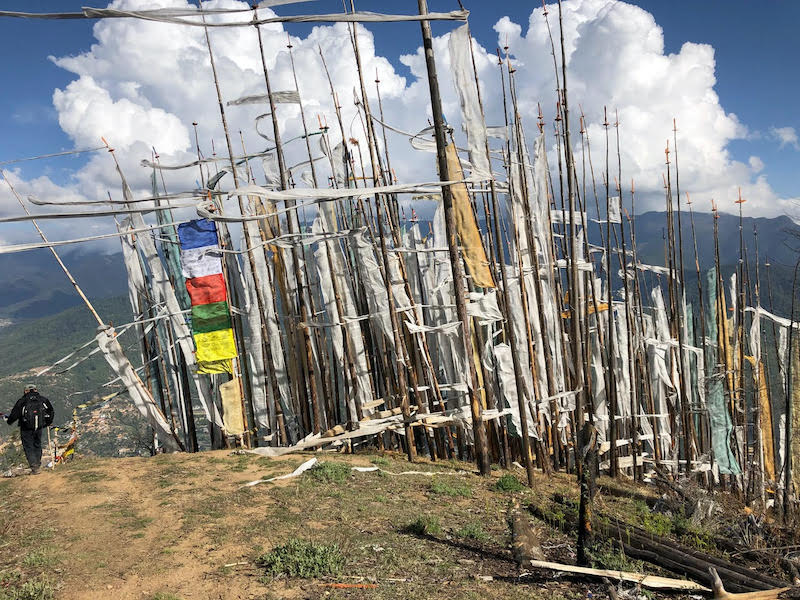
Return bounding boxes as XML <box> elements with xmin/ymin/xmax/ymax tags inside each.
<box><xmin>528</xmin><ymin>499</ymin><xmax>788</xmax><ymax>593</ymax></box>
<box><xmin>711</xmin><ymin>537</ymin><xmax>800</xmax><ymax>585</ymax></box>
<box><xmin>602</xmin><ymin>515</ymin><xmax>790</xmax><ymax>591</ymax></box>
<box><xmin>549</xmin><ymin>494</ymin><xmax>789</xmax><ymax>590</ymax></box>
<box><xmin>524</xmin><ymin>559</ymin><xmax>711</xmax><ymax>592</ymax></box>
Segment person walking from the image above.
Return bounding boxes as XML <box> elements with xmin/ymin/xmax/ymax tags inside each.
<box><xmin>5</xmin><ymin>384</ymin><xmax>54</xmax><ymax>474</ymax></box>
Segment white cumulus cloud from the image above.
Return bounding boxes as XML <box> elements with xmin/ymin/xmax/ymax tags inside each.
<box><xmin>770</xmin><ymin>126</ymin><xmax>799</xmax><ymax>150</ymax></box>
<box><xmin>1</xmin><ymin>0</ymin><xmax>798</xmax><ymax>254</ymax></box>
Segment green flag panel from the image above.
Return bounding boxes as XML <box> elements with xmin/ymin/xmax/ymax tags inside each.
<box><xmin>191</xmin><ymin>300</ymin><xmax>232</xmax><ymax>334</ymax></box>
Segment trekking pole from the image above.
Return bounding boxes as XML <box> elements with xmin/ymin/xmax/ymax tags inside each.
<box><xmin>47</xmin><ymin>426</ymin><xmax>55</xmax><ymax>470</ymax></box>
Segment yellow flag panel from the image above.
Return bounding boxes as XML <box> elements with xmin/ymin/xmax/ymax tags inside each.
<box><xmin>445</xmin><ymin>143</ymin><xmax>495</xmax><ymax>289</ymax></box>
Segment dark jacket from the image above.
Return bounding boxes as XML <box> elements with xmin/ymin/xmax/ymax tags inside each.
<box><xmin>6</xmin><ymin>392</ymin><xmax>54</xmax><ymax>430</ymax></box>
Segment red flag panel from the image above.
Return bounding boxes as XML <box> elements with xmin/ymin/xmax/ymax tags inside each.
<box><xmin>186</xmin><ymin>273</ymin><xmax>228</xmax><ymax>306</ymax></box>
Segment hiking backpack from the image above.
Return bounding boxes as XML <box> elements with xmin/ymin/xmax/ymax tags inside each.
<box><xmin>21</xmin><ymin>395</ymin><xmax>52</xmax><ymax>430</ymax></box>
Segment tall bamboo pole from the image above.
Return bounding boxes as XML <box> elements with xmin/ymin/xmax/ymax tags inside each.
<box><xmin>417</xmin><ymin>0</ymin><xmax>490</xmax><ymax>475</ymax></box>
<box><xmin>603</xmin><ymin>108</ymin><xmax>619</xmax><ymax>477</ymax></box>
<box><xmin>252</xmin><ymin>8</ymin><xmax>322</xmax><ymax>433</ymax></box>
<box><xmin>615</xmin><ymin>111</ymin><xmax>637</xmax><ymax>478</ymax></box>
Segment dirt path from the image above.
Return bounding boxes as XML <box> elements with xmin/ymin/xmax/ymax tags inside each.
<box><xmin>0</xmin><ymin>450</ymin><xmax>597</xmax><ymax>600</ymax></box>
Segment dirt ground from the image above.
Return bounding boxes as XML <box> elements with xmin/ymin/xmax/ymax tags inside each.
<box><xmin>0</xmin><ymin>450</ymin><xmax>588</xmax><ymax>599</ymax></box>
<box><xmin>0</xmin><ymin>448</ymin><xmax>767</xmax><ymax>600</ymax></box>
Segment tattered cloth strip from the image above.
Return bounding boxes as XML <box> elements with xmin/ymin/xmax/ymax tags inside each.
<box><xmin>246</xmin><ymin>405</ymin><xmax>510</xmax><ymax>457</ymax></box>
<box><xmin>0</xmin><ymin>2</ymin><xmax>313</xmax><ymax>20</ymax></box>
<box><xmin>0</xmin><ymin>145</ymin><xmax>105</xmax><ymax>167</ymax></box>
<box><xmin>95</xmin><ymin>326</ymin><xmax>181</xmax><ymax>452</ymax></box>
<box><xmin>29</xmin><ymin>189</ymin><xmax>216</xmax><ymax>206</ymax></box>
<box><xmin>242</xmin><ymin>457</ymin><xmax>319</xmax><ymax>487</ymax></box>
<box><xmin>445</xmin><ymin>143</ymin><xmax>495</xmax><ymax>288</ymax></box>
<box><xmin>705</xmin><ymin>267</ymin><xmax>741</xmax><ymax>475</ymax></box>
<box><xmin>448</xmin><ymin>25</ymin><xmax>492</xmax><ymax>182</ymax></box>
<box><xmin>550</xmin><ymin>209</ymin><xmax>588</xmax><ymax>224</ymax></box>
<box><xmin>177</xmin><ymin>219</ymin><xmax>237</xmax><ymax>371</ymax></box>
<box><xmin>590</xmin><ymin>196</ymin><xmax>622</xmax><ymax>224</ymax></box>
<box><xmin>0</xmin><ymin>219</ymin><xmax>193</xmax><ymax>255</ymax></box>
<box><xmin>745</xmin><ymin>305</ymin><xmax>800</xmax><ymax>329</ymax></box>
<box><xmin>0</xmin><ymin>202</ymin><xmax>195</xmax><ymax>224</ymax></box>
<box><xmin>220</xmin><ymin>378</ymin><xmax>245</xmax><ymax>436</ymax></box>
<box><xmin>633</xmin><ymin>263</ymin><xmax>676</xmax><ymax>280</ymax></box>
<box><xmin>218</xmin><ymin>179</ymin><xmax>467</xmax><ymax>207</ymax></box>
<box><xmin>227</xmin><ymin>91</ymin><xmax>300</xmax><ymax>106</ymax></box>
<box><xmin>744</xmin><ymin>355</ymin><xmax>776</xmax><ymax>481</ymax></box>
<box><xmin>243</xmin><ymin>457</ymin><xmax>470</xmax><ymax>488</ymax></box>
<box><xmin>79</xmin><ymin>9</ymin><xmax>469</xmax><ymax>27</ymax></box>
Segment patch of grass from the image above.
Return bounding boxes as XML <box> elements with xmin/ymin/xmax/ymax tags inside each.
<box><xmin>68</xmin><ymin>470</ymin><xmax>106</xmax><ymax>484</ymax></box>
<box><xmin>370</xmin><ymin>457</ymin><xmax>390</xmax><ymax>467</ymax></box>
<box><xmin>455</xmin><ymin>521</ymin><xmax>489</xmax><ymax>542</ymax></box>
<box><xmin>0</xmin><ymin>579</ymin><xmax>55</xmax><ymax>600</ymax></box>
<box><xmin>257</xmin><ymin>538</ymin><xmax>344</xmax><ymax>579</ymax></box>
<box><xmin>404</xmin><ymin>515</ymin><xmax>441</xmax><ymax>536</ymax></box>
<box><xmin>157</xmin><ymin>463</ymin><xmax>198</xmax><ymax>479</ymax></box>
<box><xmin>229</xmin><ymin>455</ymin><xmax>252</xmax><ymax>472</ymax></box>
<box><xmin>21</xmin><ymin>547</ymin><xmax>60</xmax><ymax>568</ymax></box>
<box><xmin>672</xmin><ymin>513</ymin><xmax>715</xmax><ymax>552</ymax></box>
<box><xmin>494</xmin><ymin>474</ymin><xmax>525</xmax><ymax>493</ymax></box>
<box><xmin>306</xmin><ymin>462</ymin><xmax>351</xmax><ymax>484</ymax></box>
<box><xmin>92</xmin><ymin>505</ymin><xmax>153</xmax><ymax>531</ymax></box>
<box><xmin>182</xmin><ymin>503</ymin><xmax>224</xmax><ymax>526</ymax></box>
<box><xmin>151</xmin><ymin>593</ymin><xmax>183</xmax><ymax>600</ymax></box>
<box><xmin>429</xmin><ymin>478</ymin><xmax>472</xmax><ymax>498</ymax></box>
<box><xmin>634</xmin><ymin>500</ymin><xmax>673</xmax><ymax>537</ymax></box>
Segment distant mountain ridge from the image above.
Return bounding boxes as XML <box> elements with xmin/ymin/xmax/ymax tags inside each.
<box><xmin>0</xmin><ymin>247</ymin><xmax>128</xmax><ymax>322</ymax></box>
<box><xmin>629</xmin><ymin>211</ymin><xmax>799</xmax><ymax>272</ymax></box>
<box><xmin>0</xmin><ymin>211</ymin><xmax>796</xmax><ymax>323</ymax></box>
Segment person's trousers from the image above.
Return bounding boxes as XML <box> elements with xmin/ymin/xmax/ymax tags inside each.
<box><xmin>20</xmin><ymin>428</ymin><xmax>43</xmax><ymax>469</ymax></box>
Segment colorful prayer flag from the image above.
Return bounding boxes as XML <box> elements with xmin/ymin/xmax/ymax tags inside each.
<box><xmin>178</xmin><ymin>219</ymin><xmax>238</xmax><ymax>370</ymax></box>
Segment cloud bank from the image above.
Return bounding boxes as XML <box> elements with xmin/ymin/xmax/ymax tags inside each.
<box><xmin>1</xmin><ymin>0</ymin><xmax>796</xmax><ymax>249</ymax></box>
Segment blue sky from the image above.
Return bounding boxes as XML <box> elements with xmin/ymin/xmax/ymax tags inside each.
<box><xmin>0</xmin><ymin>1</ymin><xmax>797</xmax><ymax>211</ymax></box>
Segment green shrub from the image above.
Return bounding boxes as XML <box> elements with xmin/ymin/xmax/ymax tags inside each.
<box><xmin>634</xmin><ymin>500</ymin><xmax>672</xmax><ymax>537</ymax></box>
<box><xmin>494</xmin><ymin>474</ymin><xmax>525</xmax><ymax>493</ymax></box>
<box><xmin>257</xmin><ymin>539</ymin><xmax>344</xmax><ymax>579</ymax></box>
<box><xmin>456</xmin><ymin>521</ymin><xmax>489</xmax><ymax>542</ymax></box>
<box><xmin>587</xmin><ymin>541</ymin><xmax>644</xmax><ymax>572</ymax></box>
<box><xmin>0</xmin><ymin>579</ymin><xmax>55</xmax><ymax>600</ymax></box>
<box><xmin>405</xmin><ymin>515</ymin><xmax>442</xmax><ymax>536</ymax></box>
<box><xmin>306</xmin><ymin>462</ymin><xmax>351</xmax><ymax>484</ymax></box>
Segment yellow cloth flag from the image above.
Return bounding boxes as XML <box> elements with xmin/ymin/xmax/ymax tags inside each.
<box><xmin>197</xmin><ymin>359</ymin><xmax>233</xmax><ymax>375</ymax></box>
<box><xmin>445</xmin><ymin>143</ymin><xmax>495</xmax><ymax>289</ymax></box>
<box><xmin>194</xmin><ymin>328</ymin><xmax>237</xmax><ymax>363</ymax></box>
<box><xmin>220</xmin><ymin>377</ymin><xmax>245</xmax><ymax>436</ymax></box>
<box><xmin>744</xmin><ymin>356</ymin><xmax>775</xmax><ymax>482</ymax></box>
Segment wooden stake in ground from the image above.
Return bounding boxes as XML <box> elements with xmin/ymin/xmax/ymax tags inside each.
<box><xmin>417</xmin><ymin>0</ymin><xmax>491</xmax><ymax>475</ymax></box>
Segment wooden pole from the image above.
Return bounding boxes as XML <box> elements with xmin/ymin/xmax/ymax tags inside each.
<box><xmin>417</xmin><ymin>0</ymin><xmax>490</xmax><ymax>475</ymax></box>
<box><xmin>603</xmin><ymin>108</ymin><xmax>619</xmax><ymax>478</ymax></box>
<box><xmin>784</xmin><ymin>256</ymin><xmax>800</xmax><ymax>519</ymax></box>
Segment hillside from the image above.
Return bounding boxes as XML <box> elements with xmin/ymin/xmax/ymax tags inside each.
<box><xmin>0</xmin><ymin>296</ymin><xmax>150</xmax><ymax>457</ymax></box>
<box><xmin>0</xmin><ymin>248</ymin><xmax>128</xmax><ymax>322</ymax></box>
<box><xmin>1</xmin><ymin>211</ymin><xmax>797</xmax><ymax>324</ymax></box>
<box><xmin>0</xmin><ymin>450</ymin><xmax>794</xmax><ymax>600</ymax></box>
